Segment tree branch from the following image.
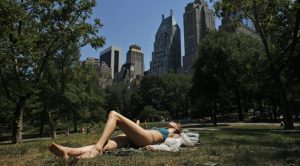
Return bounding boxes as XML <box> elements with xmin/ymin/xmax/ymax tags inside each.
<box><xmin>227</xmin><ymin>0</ymin><xmax>270</xmax><ymax>58</ymax></box>
<box><xmin>251</xmin><ymin>0</ymin><xmax>274</xmax><ymax>64</ymax></box>
<box><xmin>36</xmin><ymin>7</ymin><xmax>84</xmax><ymax>83</ymax></box>
<box><xmin>279</xmin><ymin>0</ymin><xmax>300</xmax><ymax>71</ymax></box>
<box><xmin>227</xmin><ymin>0</ymin><xmax>256</xmax><ymax>23</ymax></box>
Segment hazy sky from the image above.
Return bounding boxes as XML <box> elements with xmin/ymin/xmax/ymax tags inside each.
<box><xmin>80</xmin><ymin>0</ymin><xmax>221</xmax><ymax>70</ymax></box>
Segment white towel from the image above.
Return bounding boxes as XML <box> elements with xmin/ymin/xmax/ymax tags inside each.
<box><xmin>146</xmin><ymin>131</ymin><xmax>200</xmax><ymax>152</ymax></box>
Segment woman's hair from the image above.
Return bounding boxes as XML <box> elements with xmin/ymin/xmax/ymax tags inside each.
<box><xmin>169</xmin><ymin>122</ymin><xmax>181</xmax><ymax>134</ymax></box>
<box><xmin>175</xmin><ymin>123</ymin><xmax>181</xmax><ymax>134</ymax></box>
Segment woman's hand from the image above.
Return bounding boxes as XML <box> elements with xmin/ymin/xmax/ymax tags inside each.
<box><xmin>136</xmin><ymin>120</ymin><xmax>140</xmax><ymax>126</ymax></box>
<box><xmin>144</xmin><ymin>145</ymin><xmax>154</xmax><ymax>151</ymax></box>
<box><xmin>76</xmin><ymin>146</ymin><xmax>102</xmax><ymax>159</ymax></box>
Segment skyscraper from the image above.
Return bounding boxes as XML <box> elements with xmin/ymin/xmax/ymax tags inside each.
<box><xmin>182</xmin><ymin>0</ymin><xmax>215</xmax><ymax>73</ymax></box>
<box><xmin>114</xmin><ymin>44</ymin><xmax>145</xmax><ymax>86</ymax></box>
<box><xmin>126</xmin><ymin>44</ymin><xmax>144</xmax><ymax>78</ymax></box>
<box><xmin>99</xmin><ymin>46</ymin><xmax>122</xmax><ymax>79</ymax></box>
<box><xmin>150</xmin><ymin>10</ymin><xmax>181</xmax><ymax>76</ymax></box>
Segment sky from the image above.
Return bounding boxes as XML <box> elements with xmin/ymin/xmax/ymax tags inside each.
<box><xmin>80</xmin><ymin>0</ymin><xmax>221</xmax><ymax>70</ymax></box>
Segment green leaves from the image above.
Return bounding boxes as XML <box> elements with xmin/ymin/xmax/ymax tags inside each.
<box><xmin>215</xmin><ymin>0</ymin><xmax>299</xmax><ymax>129</ymax></box>
<box><xmin>0</xmin><ymin>0</ymin><xmax>105</xmax><ymax>142</ymax></box>
<box><xmin>191</xmin><ymin>30</ymin><xmax>264</xmax><ymax>118</ymax></box>
<box><xmin>138</xmin><ymin>74</ymin><xmax>192</xmax><ymax>120</ymax></box>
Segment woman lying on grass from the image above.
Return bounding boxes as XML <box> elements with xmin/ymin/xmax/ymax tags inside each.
<box><xmin>49</xmin><ymin>111</ymin><xmax>181</xmax><ymax>160</ymax></box>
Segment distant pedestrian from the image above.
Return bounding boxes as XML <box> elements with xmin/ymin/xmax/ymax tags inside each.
<box><xmin>80</xmin><ymin>127</ymin><xmax>85</xmax><ymax>134</ymax></box>
<box><xmin>280</xmin><ymin>121</ymin><xmax>285</xmax><ymax>127</ymax></box>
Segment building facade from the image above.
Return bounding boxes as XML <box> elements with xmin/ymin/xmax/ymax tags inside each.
<box><xmin>126</xmin><ymin>44</ymin><xmax>144</xmax><ymax>78</ymax></box>
<box><xmin>115</xmin><ymin>44</ymin><xmax>145</xmax><ymax>87</ymax></box>
<box><xmin>81</xmin><ymin>57</ymin><xmax>100</xmax><ymax>70</ymax></box>
<box><xmin>114</xmin><ymin>63</ymin><xmax>134</xmax><ymax>86</ymax></box>
<box><xmin>182</xmin><ymin>0</ymin><xmax>215</xmax><ymax>73</ymax></box>
<box><xmin>150</xmin><ymin>10</ymin><xmax>181</xmax><ymax>76</ymax></box>
<box><xmin>99</xmin><ymin>46</ymin><xmax>122</xmax><ymax>79</ymax></box>
<box><xmin>99</xmin><ymin>62</ymin><xmax>112</xmax><ymax>89</ymax></box>
<box><xmin>220</xmin><ymin>9</ymin><xmax>259</xmax><ymax>39</ymax></box>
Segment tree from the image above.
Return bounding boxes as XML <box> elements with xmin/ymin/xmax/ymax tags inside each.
<box><xmin>137</xmin><ymin>74</ymin><xmax>192</xmax><ymax>121</ymax></box>
<box><xmin>191</xmin><ymin>30</ymin><xmax>263</xmax><ymax>124</ymax></box>
<box><xmin>214</xmin><ymin>0</ymin><xmax>300</xmax><ymax>129</ymax></box>
<box><xmin>37</xmin><ymin>41</ymin><xmax>81</xmax><ymax>137</ymax></box>
<box><xmin>104</xmin><ymin>84</ymin><xmax>133</xmax><ymax>117</ymax></box>
<box><xmin>0</xmin><ymin>0</ymin><xmax>104</xmax><ymax>143</ymax></box>
<box><xmin>163</xmin><ymin>74</ymin><xmax>192</xmax><ymax>122</ymax></box>
<box><xmin>64</xmin><ymin>64</ymin><xmax>104</xmax><ymax>132</ymax></box>
<box><xmin>139</xmin><ymin>76</ymin><xmax>166</xmax><ymax>111</ymax></box>
<box><xmin>139</xmin><ymin>105</ymin><xmax>163</xmax><ymax>122</ymax></box>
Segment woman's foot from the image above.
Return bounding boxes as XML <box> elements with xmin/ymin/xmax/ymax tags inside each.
<box><xmin>49</xmin><ymin>143</ymin><xmax>69</xmax><ymax>161</ymax></box>
<box><xmin>76</xmin><ymin>146</ymin><xmax>102</xmax><ymax>159</ymax></box>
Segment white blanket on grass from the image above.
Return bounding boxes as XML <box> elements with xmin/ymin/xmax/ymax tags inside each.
<box><xmin>148</xmin><ymin>132</ymin><xmax>200</xmax><ymax>152</ymax></box>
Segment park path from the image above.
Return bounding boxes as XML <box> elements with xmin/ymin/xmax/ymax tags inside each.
<box><xmin>0</xmin><ymin>136</ymin><xmax>54</xmax><ymax>144</ymax></box>
<box><xmin>182</xmin><ymin>122</ymin><xmax>300</xmax><ymax>132</ymax></box>
<box><xmin>181</xmin><ymin>122</ymin><xmax>300</xmax><ymax>127</ymax></box>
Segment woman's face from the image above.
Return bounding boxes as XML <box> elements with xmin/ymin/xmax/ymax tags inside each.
<box><xmin>168</xmin><ymin>122</ymin><xmax>180</xmax><ymax>132</ymax></box>
<box><xmin>168</xmin><ymin>122</ymin><xmax>181</xmax><ymax>134</ymax></box>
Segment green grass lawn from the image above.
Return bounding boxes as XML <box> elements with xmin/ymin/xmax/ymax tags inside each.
<box><xmin>0</xmin><ymin>125</ymin><xmax>299</xmax><ymax>166</ymax></box>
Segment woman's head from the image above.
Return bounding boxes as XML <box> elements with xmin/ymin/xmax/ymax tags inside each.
<box><xmin>168</xmin><ymin>122</ymin><xmax>181</xmax><ymax>134</ymax></box>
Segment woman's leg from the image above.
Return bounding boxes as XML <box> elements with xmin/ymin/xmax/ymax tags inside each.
<box><xmin>95</xmin><ymin>111</ymin><xmax>152</xmax><ymax>150</ymax></box>
<box><xmin>78</xmin><ymin>111</ymin><xmax>153</xmax><ymax>159</ymax></box>
<box><xmin>49</xmin><ymin>143</ymin><xmax>93</xmax><ymax>160</ymax></box>
<box><xmin>103</xmin><ymin>135</ymin><xmax>131</xmax><ymax>151</ymax></box>
<box><xmin>49</xmin><ymin>135</ymin><xmax>131</xmax><ymax>160</ymax></box>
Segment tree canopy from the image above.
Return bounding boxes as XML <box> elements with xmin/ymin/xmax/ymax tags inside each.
<box><xmin>214</xmin><ymin>0</ymin><xmax>300</xmax><ymax>129</ymax></box>
<box><xmin>0</xmin><ymin>0</ymin><xmax>105</xmax><ymax>143</ymax></box>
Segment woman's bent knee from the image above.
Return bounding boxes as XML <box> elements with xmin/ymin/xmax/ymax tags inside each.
<box><xmin>108</xmin><ymin>110</ymin><xmax>119</xmax><ymax>119</ymax></box>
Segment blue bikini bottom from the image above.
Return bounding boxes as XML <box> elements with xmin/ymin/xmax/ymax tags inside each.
<box><xmin>151</xmin><ymin>127</ymin><xmax>169</xmax><ymax>141</ymax></box>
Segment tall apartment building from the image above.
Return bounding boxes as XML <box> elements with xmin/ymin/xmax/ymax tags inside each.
<box><xmin>220</xmin><ymin>9</ymin><xmax>258</xmax><ymax>38</ymax></box>
<box><xmin>126</xmin><ymin>44</ymin><xmax>144</xmax><ymax>78</ymax></box>
<box><xmin>182</xmin><ymin>0</ymin><xmax>215</xmax><ymax>73</ymax></box>
<box><xmin>99</xmin><ymin>46</ymin><xmax>122</xmax><ymax>79</ymax></box>
<box><xmin>150</xmin><ymin>10</ymin><xmax>181</xmax><ymax>76</ymax></box>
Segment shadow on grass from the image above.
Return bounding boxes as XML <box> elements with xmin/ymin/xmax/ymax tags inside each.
<box><xmin>209</xmin><ymin>129</ymin><xmax>300</xmax><ymax>149</ymax></box>
<box><xmin>272</xmin><ymin>148</ymin><xmax>300</xmax><ymax>159</ymax></box>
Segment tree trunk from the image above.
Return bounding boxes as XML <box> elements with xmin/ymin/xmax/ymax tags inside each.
<box><xmin>279</xmin><ymin>93</ymin><xmax>294</xmax><ymax>129</ymax></box>
<box><xmin>212</xmin><ymin>102</ymin><xmax>217</xmax><ymax>126</ymax></box>
<box><xmin>276</xmin><ymin>75</ymin><xmax>294</xmax><ymax>129</ymax></box>
<box><xmin>259</xmin><ymin>99</ymin><xmax>263</xmax><ymax>117</ymax></box>
<box><xmin>46</xmin><ymin>111</ymin><xmax>55</xmax><ymax>138</ymax></box>
<box><xmin>236</xmin><ymin>88</ymin><xmax>244</xmax><ymax>121</ymax></box>
<box><xmin>12</xmin><ymin>101</ymin><xmax>24</xmax><ymax>144</ymax></box>
<box><xmin>39</xmin><ymin>115</ymin><xmax>45</xmax><ymax>137</ymax></box>
<box><xmin>176</xmin><ymin>108</ymin><xmax>179</xmax><ymax>123</ymax></box>
<box><xmin>208</xmin><ymin>103</ymin><xmax>213</xmax><ymax>123</ymax></box>
<box><xmin>272</xmin><ymin>104</ymin><xmax>278</xmax><ymax>122</ymax></box>
<box><xmin>74</xmin><ymin>119</ymin><xmax>78</xmax><ymax>133</ymax></box>
<box><xmin>39</xmin><ymin>108</ymin><xmax>46</xmax><ymax>137</ymax></box>
<box><xmin>250</xmin><ymin>0</ymin><xmax>296</xmax><ymax>128</ymax></box>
